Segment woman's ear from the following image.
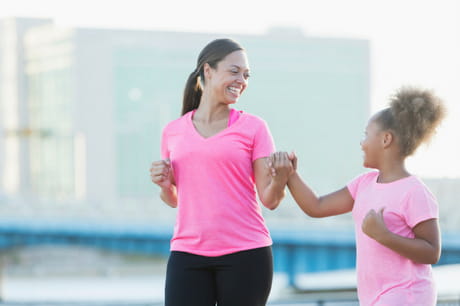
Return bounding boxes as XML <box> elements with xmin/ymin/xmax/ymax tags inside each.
<box><xmin>203</xmin><ymin>63</ymin><xmax>212</xmax><ymax>81</ymax></box>
<box><xmin>382</xmin><ymin>131</ymin><xmax>394</xmax><ymax>148</ymax></box>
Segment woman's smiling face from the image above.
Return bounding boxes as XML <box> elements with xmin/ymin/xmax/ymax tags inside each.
<box><xmin>205</xmin><ymin>50</ymin><xmax>250</xmax><ymax>104</ymax></box>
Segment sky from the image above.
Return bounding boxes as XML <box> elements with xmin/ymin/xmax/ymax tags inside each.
<box><xmin>1</xmin><ymin>0</ymin><xmax>459</xmax><ymax>178</ymax></box>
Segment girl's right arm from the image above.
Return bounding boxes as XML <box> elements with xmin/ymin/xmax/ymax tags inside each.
<box><xmin>150</xmin><ymin>159</ymin><xmax>177</xmax><ymax>208</ymax></box>
<box><xmin>288</xmin><ymin>172</ymin><xmax>354</xmax><ymax>217</ymax></box>
<box><xmin>283</xmin><ymin>153</ymin><xmax>354</xmax><ymax>217</ymax></box>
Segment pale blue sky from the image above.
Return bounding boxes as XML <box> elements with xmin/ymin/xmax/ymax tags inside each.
<box><xmin>2</xmin><ymin>0</ymin><xmax>459</xmax><ymax>178</ymax></box>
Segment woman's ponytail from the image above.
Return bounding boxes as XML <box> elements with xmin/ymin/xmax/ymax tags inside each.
<box><xmin>181</xmin><ymin>69</ymin><xmax>202</xmax><ymax>115</ymax></box>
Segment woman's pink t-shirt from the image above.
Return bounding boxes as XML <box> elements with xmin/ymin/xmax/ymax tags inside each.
<box><xmin>161</xmin><ymin>109</ymin><xmax>275</xmax><ymax>256</ymax></box>
<box><xmin>348</xmin><ymin>171</ymin><xmax>438</xmax><ymax>306</ymax></box>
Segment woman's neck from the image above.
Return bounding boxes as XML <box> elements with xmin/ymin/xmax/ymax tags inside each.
<box><xmin>194</xmin><ymin>95</ymin><xmax>229</xmax><ymax>123</ymax></box>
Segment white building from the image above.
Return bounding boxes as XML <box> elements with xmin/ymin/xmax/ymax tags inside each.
<box><xmin>0</xmin><ymin>18</ymin><xmax>53</xmax><ymax>196</ymax></box>
<box><xmin>0</xmin><ymin>18</ymin><xmax>370</xmax><ymax>219</ymax></box>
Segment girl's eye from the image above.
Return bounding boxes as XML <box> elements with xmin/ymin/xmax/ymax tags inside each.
<box><xmin>244</xmin><ymin>73</ymin><xmax>251</xmax><ymax>79</ymax></box>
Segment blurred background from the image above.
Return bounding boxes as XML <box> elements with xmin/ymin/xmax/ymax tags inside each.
<box><xmin>0</xmin><ymin>0</ymin><xmax>459</xmax><ymax>305</ymax></box>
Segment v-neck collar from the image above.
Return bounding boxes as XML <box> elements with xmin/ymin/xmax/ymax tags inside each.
<box><xmin>187</xmin><ymin>109</ymin><xmax>244</xmax><ymax>141</ymax></box>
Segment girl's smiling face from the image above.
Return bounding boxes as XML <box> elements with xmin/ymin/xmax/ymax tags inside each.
<box><xmin>360</xmin><ymin>117</ymin><xmax>385</xmax><ymax>169</ymax></box>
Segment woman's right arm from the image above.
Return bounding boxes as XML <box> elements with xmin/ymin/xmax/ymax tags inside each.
<box><xmin>150</xmin><ymin>159</ymin><xmax>177</xmax><ymax>208</ymax></box>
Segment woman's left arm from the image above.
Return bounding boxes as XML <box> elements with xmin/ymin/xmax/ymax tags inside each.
<box><xmin>362</xmin><ymin>209</ymin><xmax>441</xmax><ymax>264</ymax></box>
<box><xmin>254</xmin><ymin>152</ymin><xmax>293</xmax><ymax>210</ymax></box>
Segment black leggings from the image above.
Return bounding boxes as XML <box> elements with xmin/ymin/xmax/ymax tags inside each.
<box><xmin>165</xmin><ymin>246</ymin><xmax>273</xmax><ymax>306</ymax></box>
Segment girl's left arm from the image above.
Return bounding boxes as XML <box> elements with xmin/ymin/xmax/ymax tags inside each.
<box><xmin>253</xmin><ymin>153</ymin><xmax>292</xmax><ymax>210</ymax></box>
<box><xmin>362</xmin><ymin>209</ymin><xmax>441</xmax><ymax>264</ymax></box>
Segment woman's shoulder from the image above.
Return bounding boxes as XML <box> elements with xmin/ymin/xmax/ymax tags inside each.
<box><xmin>239</xmin><ymin>110</ymin><xmax>263</xmax><ymax>120</ymax></box>
<box><xmin>162</xmin><ymin>111</ymin><xmax>192</xmax><ymax>132</ymax></box>
<box><xmin>238</xmin><ymin>111</ymin><xmax>269</xmax><ymax>127</ymax></box>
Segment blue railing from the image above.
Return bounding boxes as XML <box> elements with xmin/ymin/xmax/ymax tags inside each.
<box><xmin>0</xmin><ymin>218</ymin><xmax>459</xmax><ymax>287</ymax></box>
<box><xmin>271</xmin><ymin>228</ymin><xmax>357</xmax><ymax>286</ymax></box>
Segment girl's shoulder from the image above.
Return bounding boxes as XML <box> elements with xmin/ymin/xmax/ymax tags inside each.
<box><xmin>352</xmin><ymin>171</ymin><xmax>379</xmax><ymax>184</ymax></box>
<box><xmin>347</xmin><ymin>171</ymin><xmax>378</xmax><ymax>199</ymax></box>
<box><xmin>404</xmin><ymin>176</ymin><xmax>434</xmax><ymax>196</ymax></box>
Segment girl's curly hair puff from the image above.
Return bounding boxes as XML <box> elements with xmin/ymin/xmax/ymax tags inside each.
<box><xmin>376</xmin><ymin>86</ymin><xmax>446</xmax><ymax>157</ymax></box>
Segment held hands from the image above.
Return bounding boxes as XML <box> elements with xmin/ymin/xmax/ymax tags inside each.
<box><xmin>361</xmin><ymin>207</ymin><xmax>389</xmax><ymax>241</ymax></box>
<box><xmin>150</xmin><ymin>159</ymin><xmax>174</xmax><ymax>189</ymax></box>
<box><xmin>267</xmin><ymin>151</ymin><xmax>296</xmax><ymax>181</ymax></box>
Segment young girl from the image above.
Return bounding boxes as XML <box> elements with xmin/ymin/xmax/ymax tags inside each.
<box><xmin>271</xmin><ymin>87</ymin><xmax>446</xmax><ymax>305</ymax></box>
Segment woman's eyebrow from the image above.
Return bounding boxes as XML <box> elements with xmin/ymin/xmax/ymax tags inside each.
<box><xmin>230</xmin><ymin>64</ymin><xmax>249</xmax><ymax>71</ymax></box>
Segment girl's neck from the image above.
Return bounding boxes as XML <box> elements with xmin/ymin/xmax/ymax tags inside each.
<box><xmin>377</xmin><ymin>160</ymin><xmax>411</xmax><ymax>183</ymax></box>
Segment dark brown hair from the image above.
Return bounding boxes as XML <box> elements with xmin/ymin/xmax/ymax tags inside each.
<box><xmin>181</xmin><ymin>38</ymin><xmax>244</xmax><ymax>115</ymax></box>
<box><xmin>376</xmin><ymin>86</ymin><xmax>447</xmax><ymax>156</ymax></box>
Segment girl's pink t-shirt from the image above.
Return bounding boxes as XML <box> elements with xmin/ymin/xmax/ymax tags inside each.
<box><xmin>161</xmin><ymin>109</ymin><xmax>275</xmax><ymax>256</ymax></box>
<box><xmin>348</xmin><ymin>171</ymin><xmax>438</xmax><ymax>306</ymax></box>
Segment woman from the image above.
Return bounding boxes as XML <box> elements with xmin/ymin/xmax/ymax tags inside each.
<box><xmin>150</xmin><ymin>38</ymin><xmax>292</xmax><ymax>306</ymax></box>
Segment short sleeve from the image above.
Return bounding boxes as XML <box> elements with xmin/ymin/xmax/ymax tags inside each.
<box><xmin>404</xmin><ymin>185</ymin><xmax>439</xmax><ymax>228</ymax></box>
<box><xmin>160</xmin><ymin>127</ymin><xmax>169</xmax><ymax>160</ymax></box>
<box><xmin>347</xmin><ymin>174</ymin><xmax>364</xmax><ymax>200</ymax></box>
<box><xmin>252</xmin><ymin>119</ymin><xmax>275</xmax><ymax>161</ymax></box>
